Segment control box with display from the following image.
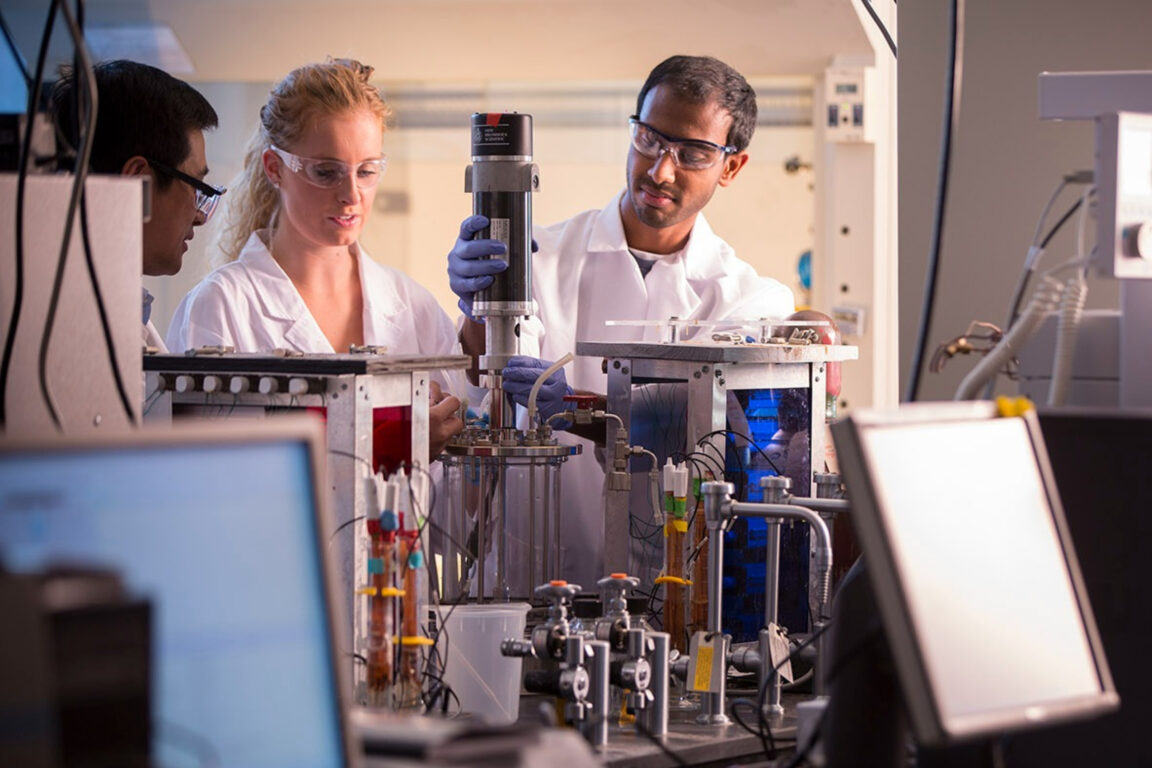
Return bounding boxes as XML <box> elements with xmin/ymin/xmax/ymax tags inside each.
<box><xmin>824</xmin><ymin>67</ymin><xmax>875</xmax><ymax>143</ymax></box>
<box><xmin>1096</xmin><ymin>111</ymin><xmax>1152</xmax><ymax>278</ymax></box>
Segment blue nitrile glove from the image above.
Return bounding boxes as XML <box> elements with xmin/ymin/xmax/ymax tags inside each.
<box><xmin>447</xmin><ymin>215</ymin><xmax>508</xmax><ymax>321</ymax></box>
<box><xmin>502</xmin><ymin>355</ymin><xmax>574</xmax><ymax>427</ymax></box>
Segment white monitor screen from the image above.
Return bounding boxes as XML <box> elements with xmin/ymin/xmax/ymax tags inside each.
<box><xmin>832</xmin><ymin>403</ymin><xmax>1118</xmax><ymax>745</ymax></box>
<box><xmin>0</xmin><ymin>422</ymin><xmax>347</xmax><ymax>768</ymax></box>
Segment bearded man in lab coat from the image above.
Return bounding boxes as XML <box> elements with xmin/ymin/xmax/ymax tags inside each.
<box><xmin>447</xmin><ymin>55</ymin><xmax>795</xmax><ymax>590</ymax></box>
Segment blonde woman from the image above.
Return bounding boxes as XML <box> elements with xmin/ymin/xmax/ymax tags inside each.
<box><xmin>168</xmin><ymin>59</ymin><xmax>462</xmax><ymax>453</ymax></box>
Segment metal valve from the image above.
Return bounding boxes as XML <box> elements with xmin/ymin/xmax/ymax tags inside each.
<box><xmin>597</xmin><ymin>573</ymin><xmax>639</xmax><ymax>621</ymax></box>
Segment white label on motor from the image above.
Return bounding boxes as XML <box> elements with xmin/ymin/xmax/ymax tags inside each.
<box><xmin>490</xmin><ymin>218</ymin><xmax>511</xmax><ymax>249</ymax></box>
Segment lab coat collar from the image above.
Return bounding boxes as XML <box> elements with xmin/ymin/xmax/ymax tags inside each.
<box><xmin>586</xmin><ymin>191</ymin><xmax>630</xmax><ymax>253</ymax></box>
<box><xmin>239</xmin><ymin>231</ymin><xmax>403</xmax><ymax>353</ymax></box>
<box><xmin>589</xmin><ymin>190</ymin><xmax>717</xmax><ymax>278</ymax></box>
<box><xmin>238</xmin><ymin>232</ymin><xmax>320</xmax><ymax>353</ymax></box>
<box><xmin>359</xmin><ymin>253</ymin><xmax>405</xmax><ymax>348</ymax></box>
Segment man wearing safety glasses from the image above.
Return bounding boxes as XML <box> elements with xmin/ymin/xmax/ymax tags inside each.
<box><xmin>447</xmin><ymin>55</ymin><xmax>795</xmax><ymax>586</ymax></box>
<box><xmin>51</xmin><ymin>60</ymin><xmax>221</xmax><ymax>352</ymax></box>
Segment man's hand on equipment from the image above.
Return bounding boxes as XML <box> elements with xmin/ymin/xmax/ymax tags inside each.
<box><xmin>502</xmin><ymin>355</ymin><xmax>574</xmax><ymax>427</ymax></box>
<box><xmin>447</xmin><ymin>215</ymin><xmax>507</xmax><ymax>321</ymax></box>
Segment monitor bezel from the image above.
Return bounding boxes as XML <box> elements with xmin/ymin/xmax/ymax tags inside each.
<box><xmin>831</xmin><ymin>401</ymin><xmax>1119</xmax><ymax>746</ymax></box>
<box><xmin>0</xmin><ymin>415</ymin><xmax>360</xmax><ymax>768</ymax></box>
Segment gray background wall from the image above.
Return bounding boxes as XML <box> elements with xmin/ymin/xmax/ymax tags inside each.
<box><xmin>899</xmin><ymin>0</ymin><xmax>1151</xmax><ymax>402</ymax></box>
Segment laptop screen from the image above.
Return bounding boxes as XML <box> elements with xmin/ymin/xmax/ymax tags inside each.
<box><xmin>0</xmin><ymin>419</ymin><xmax>348</xmax><ymax>768</ymax></box>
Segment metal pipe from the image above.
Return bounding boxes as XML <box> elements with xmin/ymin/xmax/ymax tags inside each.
<box><xmin>529</xmin><ymin>461</ymin><xmax>537</xmax><ymax>591</ymax></box>
<box><xmin>554</xmin><ymin>459</ymin><xmax>562</xmax><ymax>580</ymax></box>
<box><xmin>764</xmin><ymin>522</ymin><xmax>783</xmax><ymax>714</ymax></box>
<box><xmin>644</xmin><ymin>632</ymin><xmax>670</xmax><ymax>738</ymax></box>
<box><xmin>765</xmin><ymin>521</ymin><xmax>782</xmax><ymax>631</ymax></box>
<box><xmin>729</xmin><ymin>501</ymin><xmax>834</xmax><ymax>621</ymax></box>
<box><xmin>785</xmin><ymin>496</ymin><xmax>850</xmax><ymax>514</ymax></box>
<box><xmin>585</xmin><ymin>640</ymin><xmax>611</xmax><ymax>748</ymax></box>
<box><xmin>497</xmin><ymin>462</ymin><xmax>508</xmax><ymax>601</ymax></box>
<box><xmin>477</xmin><ymin>460</ymin><xmax>487</xmax><ymax>601</ymax></box>
<box><xmin>543</xmin><ymin>461</ymin><xmax>552</xmax><ymax>580</ymax></box>
<box><xmin>812</xmin><ymin>619</ymin><xmax>829</xmax><ymax>696</ymax></box>
<box><xmin>699</xmin><ymin>481</ymin><xmax>835</xmax><ymax>724</ymax></box>
<box><xmin>760</xmin><ymin>476</ymin><xmax>788</xmax><ymax>714</ymax></box>
<box><xmin>758</xmin><ymin>628</ymin><xmax>783</xmax><ymax>715</ymax></box>
<box><xmin>700</xmin><ymin>481</ymin><xmax>733</xmax><ymax>724</ymax></box>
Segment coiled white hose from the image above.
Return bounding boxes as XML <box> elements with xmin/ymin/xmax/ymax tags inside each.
<box><xmin>1047</xmin><ymin>273</ymin><xmax>1087</xmax><ymax>406</ymax></box>
<box><xmin>955</xmin><ymin>276</ymin><xmax>1064</xmax><ymax>400</ymax></box>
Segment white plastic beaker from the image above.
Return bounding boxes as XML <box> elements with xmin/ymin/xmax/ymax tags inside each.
<box><xmin>438</xmin><ymin>603</ymin><xmax>530</xmax><ymax>724</ymax></box>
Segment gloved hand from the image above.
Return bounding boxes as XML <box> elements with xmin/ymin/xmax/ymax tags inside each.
<box><xmin>447</xmin><ymin>215</ymin><xmax>508</xmax><ymax>321</ymax></box>
<box><xmin>502</xmin><ymin>355</ymin><xmax>574</xmax><ymax>427</ymax></box>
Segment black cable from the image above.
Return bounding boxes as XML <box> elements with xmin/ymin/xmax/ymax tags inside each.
<box><xmin>394</xmin><ymin>469</ymin><xmax>457</xmax><ymax>710</ymax></box>
<box><xmin>730</xmin><ymin>697</ymin><xmax>776</xmax><ymax>758</ymax></box>
<box><xmin>423</xmin><ymin>519</ymin><xmax>472</xmax><ymax>563</ymax></box>
<box><xmin>753</xmin><ymin>622</ymin><xmax>834</xmax><ymax>760</ymax></box>
<box><xmin>781</xmin><ymin>705</ymin><xmax>826</xmax><ymax>768</ymax></box>
<box><xmin>859</xmin><ymin>0</ymin><xmax>897</xmax><ymax>58</ymax></box>
<box><xmin>904</xmin><ymin>0</ymin><xmax>965</xmax><ymax>403</ymax></box>
<box><xmin>730</xmin><ymin>429</ymin><xmax>747</xmax><ymax>501</ymax></box>
<box><xmin>1039</xmin><ymin>196</ymin><xmax>1083</xmax><ymax>250</ymax></box>
<box><xmin>425</xmin><ymin>579</ymin><xmax>476</xmax><ymax>716</ymax></box>
<box><xmin>1003</xmin><ymin>197</ymin><xmax>1084</xmax><ymax>333</ymax></box>
<box><xmin>328</xmin><ymin>448</ymin><xmax>376</xmax><ymax>473</ymax></box>
<box><xmin>1</xmin><ymin>0</ymin><xmax>58</xmax><ymax>427</ymax></box>
<box><xmin>0</xmin><ymin>8</ymin><xmax>31</xmax><ymax>87</ymax></box>
<box><xmin>36</xmin><ymin>0</ymin><xmax>97</xmax><ymax>430</ymax></box>
<box><xmin>682</xmin><ymin>449</ymin><xmax>725</xmax><ymax>481</ymax></box>
<box><xmin>631</xmin><ymin>716</ymin><xmax>690</xmax><ymax>767</ymax></box>
<box><xmin>79</xmin><ymin>195</ymin><xmax>136</xmax><ymax>422</ymax></box>
<box><xmin>404</xmin><ymin>461</ymin><xmax>439</xmax><ymax>527</ymax></box>
<box><xmin>697</xmin><ymin>428</ymin><xmax>782</xmax><ymax>477</ymax></box>
<box><xmin>979</xmin><ymin>188</ymin><xmax>1086</xmax><ymax>400</ymax></box>
<box><xmin>329</xmin><ymin>515</ymin><xmax>366</xmax><ymax>542</ymax></box>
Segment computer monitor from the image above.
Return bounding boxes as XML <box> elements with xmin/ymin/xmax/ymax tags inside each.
<box><xmin>830</xmin><ymin>402</ymin><xmax>1118</xmax><ymax>747</ymax></box>
<box><xmin>0</xmin><ymin>417</ymin><xmax>355</xmax><ymax>768</ymax></box>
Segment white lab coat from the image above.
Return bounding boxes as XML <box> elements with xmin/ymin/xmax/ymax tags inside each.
<box><xmin>167</xmin><ymin>231</ymin><xmax>460</xmax><ymax>363</ymax></box>
<box><xmin>143</xmin><ymin>320</ymin><xmax>166</xmax><ymax>352</ymax></box>
<box><xmin>510</xmin><ymin>191</ymin><xmax>795</xmax><ymax>589</ymax></box>
<box><xmin>143</xmin><ymin>288</ymin><xmax>166</xmax><ymax>352</ymax></box>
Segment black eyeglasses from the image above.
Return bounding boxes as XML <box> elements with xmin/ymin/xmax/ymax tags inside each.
<box><xmin>627</xmin><ymin>117</ymin><xmax>737</xmax><ymax>170</ymax></box>
<box><xmin>147</xmin><ymin>158</ymin><xmax>227</xmax><ymax>221</ymax></box>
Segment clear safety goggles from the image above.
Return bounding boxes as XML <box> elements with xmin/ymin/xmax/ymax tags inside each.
<box><xmin>269</xmin><ymin>145</ymin><xmax>387</xmax><ymax>189</ymax></box>
<box><xmin>627</xmin><ymin>117</ymin><xmax>737</xmax><ymax>171</ymax></box>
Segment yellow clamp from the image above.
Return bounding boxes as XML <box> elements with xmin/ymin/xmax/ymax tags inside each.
<box><xmin>618</xmin><ymin>691</ymin><xmax>636</xmax><ymax>725</ymax></box>
<box><xmin>359</xmin><ymin>586</ymin><xmax>406</xmax><ymax>598</ymax></box>
<box><xmin>393</xmin><ymin>636</ymin><xmax>436</xmax><ymax>647</ymax></box>
<box><xmin>996</xmin><ymin>395</ymin><xmax>1035</xmax><ymax>417</ymax></box>
<box><xmin>654</xmin><ymin>575</ymin><xmax>693</xmax><ymax>587</ymax></box>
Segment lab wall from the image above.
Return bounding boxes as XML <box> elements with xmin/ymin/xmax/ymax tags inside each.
<box><xmin>147</xmin><ymin>82</ymin><xmax>816</xmax><ymax>342</ymax></box>
<box><xmin>898</xmin><ymin>0</ymin><xmax>1151</xmax><ymax>402</ymax></box>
